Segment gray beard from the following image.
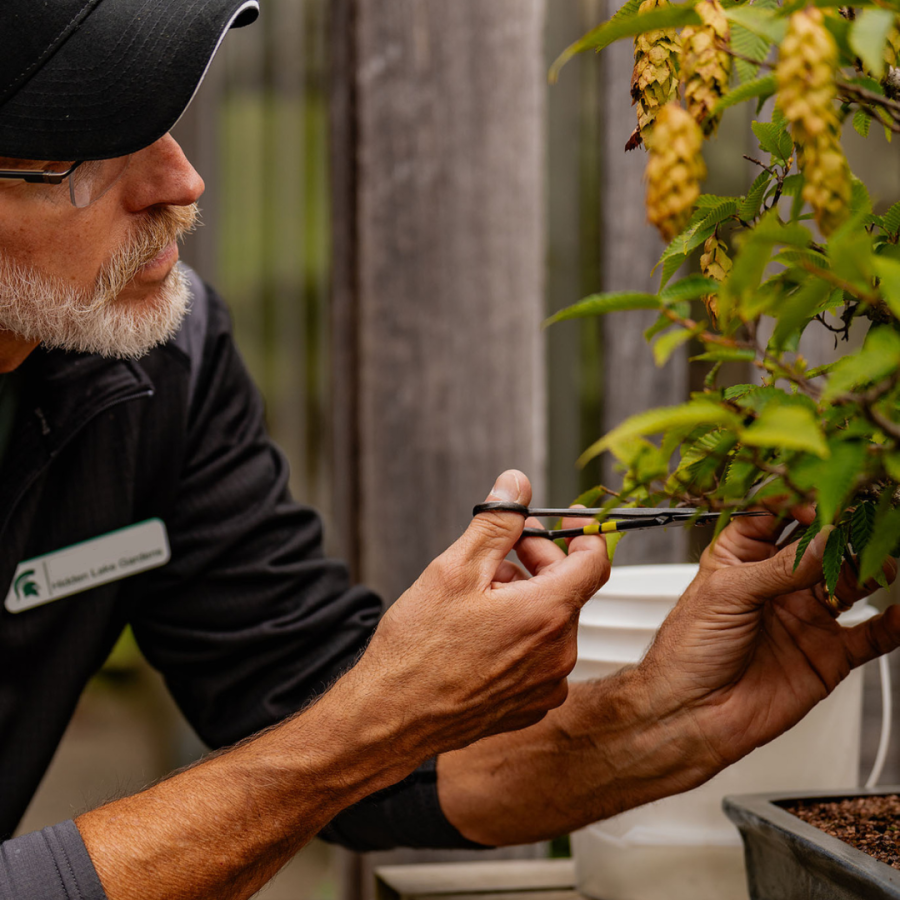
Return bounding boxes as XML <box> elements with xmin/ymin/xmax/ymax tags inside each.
<box><xmin>0</xmin><ymin>258</ymin><xmax>191</xmax><ymax>359</ymax></box>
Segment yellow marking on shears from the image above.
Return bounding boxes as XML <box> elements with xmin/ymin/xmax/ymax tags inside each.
<box><xmin>580</xmin><ymin>521</ymin><xmax>610</xmax><ymax>535</ymax></box>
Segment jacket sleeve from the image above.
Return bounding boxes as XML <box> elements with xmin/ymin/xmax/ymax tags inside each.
<box><xmin>0</xmin><ymin>822</ymin><xmax>106</xmax><ymax>900</ymax></box>
<box><xmin>128</xmin><ymin>282</ymin><xmax>482</xmax><ymax>852</ymax></box>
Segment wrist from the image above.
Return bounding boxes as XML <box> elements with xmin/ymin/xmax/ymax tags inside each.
<box><xmin>579</xmin><ymin>666</ymin><xmax>721</xmax><ymax>816</ymax></box>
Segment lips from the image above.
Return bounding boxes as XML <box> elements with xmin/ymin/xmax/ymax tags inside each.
<box><xmin>136</xmin><ymin>241</ymin><xmax>178</xmax><ymax>276</ymax></box>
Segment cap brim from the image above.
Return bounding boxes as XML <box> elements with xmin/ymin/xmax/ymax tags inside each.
<box><xmin>0</xmin><ymin>0</ymin><xmax>259</xmax><ymax>161</ymax></box>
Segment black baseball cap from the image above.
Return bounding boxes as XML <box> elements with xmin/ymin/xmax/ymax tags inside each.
<box><xmin>0</xmin><ymin>0</ymin><xmax>260</xmax><ymax>161</ymax></box>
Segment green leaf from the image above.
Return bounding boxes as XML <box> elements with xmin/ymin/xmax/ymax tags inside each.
<box><xmin>660</xmin><ymin>274</ymin><xmax>720</xmax><ymax>304</ymax></box>
<box><xmin>822</xmin><ymin>327</ymin><xmax>900</xmax><ymax>401</ymax></box>
<box><xmin>724</xmin><ymin>6</ymin><xmax>787</xmax><ymax>44</ymax></box>
<box><xmin>774</xmin><ymin>246</ymin><xmax>829</xmax><ymax>270</ymax></box>
<box><xmin>752</xmin><ymin>213</ymin><xmax>814</xmax><ymax>247</ymax></box>
<box><xmin>853</xmin><ymin>109</ymin><xmax>872</xmax><ymax>138</ymax></box>
<box><xmin>731</xmin><ymin>21</ymin><xmax>772</xmax><ymax>85</ymax></box>
<box><xmin>740</xmin><ymin>170</ymin><xmax>774</xmax><ymax>222</ymax></box>
<box><xmin>823</xmin><ymin>526</ymin><xmax>848</xmax><ymax>596</ymax></box>
<box><xmin>669</xmin><ymin>201</ymin><xmax>739</xmax><ymax>262</ymax></box>
<box><xmin>771</xmin><ymin>279</ymin><xmax>833</xmax><ymax>350</ymax></box>
<box><xmin>545</xmin><ymin>292</ymin><xmax>660</xmax><ymax>325</ymax></box>
<box><xmin>712</xmin><ymin>509</ymin><xmax>734</xmax><ymax>546</ymax></box>
<box><xmin>696</xmin><ymin>200</ymin><xmax>740</xmax><ymax>233</ymax></box>
<box><xmin>859</xmin><ymin>499</ymin><xmax>900</xmax><ymax>583</ymax></box>
<box><xmin>849</xmin><ymin>8</ymin><xmax>895</xmax><ymax>81</ymax></box>
<box><xmin>645</xmin><ymin>311</ymin><xmax>675</xmax><ymax>342</ymax></box>
<box><xmin>712</xmin><ymin>74</ymin><xmax>777</xmax><ymax>115</ymax></box>
<box><xmin>550</xmin><ymin>1</ymin><xmax>701</xmax><ymax>81</ymax></box>
<box><xmin>653</xmin><ymin>327</ymin><xmax>696</xmax><ymax>366</ymax></box>
<box><xmin>883</xmin><ymin>201</ymin><xmax>900</xmax><ymax>235</ymax></box>
<box><xmin>872</xmin><ymin>256</ymin><xmax>900</xmax><ymax>319</ymax></box>
<box><xmin>752</xmin><ymin>121</ymin><xmax>790</xmax><ymax>162</ymax></box>
<box><xmin>659</xmin><ymin>249</ymin><xmax>688</xmax><ymax>290</ymax></box>
<box><xmin>578</xmin><ymin>401</ymin><xmax>743</xmax><ymax>467</ymax></box>
<box><xmin>696</xmin><ymin>194</ymin><xmax>741</xmax><ymax>209</ymax></box>
<box><xmin>720</xmin><ymin>456</ymin><xmax>761</xmax><ymax>501</ymax></box>
<box><xmin>780</xmin><ymin>173</ymin><xmax>804</xmax><ymax>198</ymax></box>
<box><xmin>885</xmin><ymin>452</ymin><xmax>900</xmax><ymax>482</ymax></box>
<box><xmin>822</xmin><ymin>8</ymin><xmax>855</xmax><ymax>62</ymax></box>
<box><xmin>691</xmin><ymin>348</ymin><xmax>757</xmax><ymax>363</ymax></box>
<box><xmin>794</xmin><ymin>516</ymin><xmax>822</xmax><ymax>572</ymax></box>
<box><xmin>814</xmin><ymin>441</ymin><xmax>868</xmax><ymax>526</ymax></box>
<box><xmin>740</xmin><ymin>404</ymin><xmax>830</xmax><ymax>458</ymax></box>
<box><xmin>851</xmin><ymin>177</ymin><xmax>873</xmax><ymax>218</ymax></box>
<box><xmin>851</xmin><ymin>500</ymin><xmax>878</xmax><ymax>554</ymax></box>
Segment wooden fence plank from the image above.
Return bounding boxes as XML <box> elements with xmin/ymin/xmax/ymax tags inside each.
<box><xmin>332</xmin><ymin>0</ymin><xmax>548</xmax><ymax>602</ymax></box>
<box><xmin>330</xmin><ymin>1</ymin><xmax>550</xmax><ymax>894</ymax></box>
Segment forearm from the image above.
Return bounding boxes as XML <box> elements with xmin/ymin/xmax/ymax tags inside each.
<box><xmin>77</xmin><ymin>672</ymin><xmax>424</xmax><ymax>900</ymax></box>
<box><xmin>438</xmin><ymin>669</ymin><xmax>717</xmax><ymax>847</ymax></box>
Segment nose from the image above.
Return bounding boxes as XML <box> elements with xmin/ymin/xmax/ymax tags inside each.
<box><xmin>120</xmin><ymin>134</ymin><xmax>205</xmax><ymax>211</ymax></box>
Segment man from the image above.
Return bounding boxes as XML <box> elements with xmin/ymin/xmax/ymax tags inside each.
<box><xmin>0</xmin><ymin>3</ymin><xmax>897</xmax><ymax>900</ymax></box>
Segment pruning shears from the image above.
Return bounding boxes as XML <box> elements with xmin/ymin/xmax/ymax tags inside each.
<box><xmin>472</xmin><ymin>501</ymin><xmax>770</xmax><ymax>540</ymax></box>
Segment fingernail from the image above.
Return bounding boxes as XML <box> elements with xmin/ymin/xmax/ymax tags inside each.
<box><xmin>808</xmin><ymin>525</ymin><xmax>835</xmax><ymax>561</ymax></box>
<box><xmin>489</xmin><ymin>470</ymin><xmax>522</xmax><ymax>503</ymax></box>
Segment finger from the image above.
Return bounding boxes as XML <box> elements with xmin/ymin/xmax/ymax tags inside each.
<box><xmin>493</xmin><ymin>559</ymin><xmax>529</xmax><ymax>584</ymax></box>
<box><xmin>704</xmin><ymin>525</ymin><xmax>831</xmax><ymax>612</ymax></box>
<box><xmin>516</xmin><ymin>525</ymin><xmax>568</xmax><ymax>576</ymax></box>
<box><xmin>453</xmin><ymin>470</ymin><xmax>533</xmax><ymax>574</ymax></box>
<box><xmin>844</xmin><ymin>605</ymin><xmax>900</xmax><ymax>669</ymax></box>
<box><xmin>834</xmin><ymin>555</ymin><xmax>899</xmax><ymax>604</ymax></box>
<box><xmin>709</xmin><ymin>509</ymin><xmax>809</xmax><ymax>567</ymax></box>
<box><xmin>564</xmin><ymin>507</ymin><xmax>609</xmax><ymax>557</ymax></box>
<box><xmin>522</xmin><ymin>531</ymin><xmax>610</xmax><ymax>610</ymax></box>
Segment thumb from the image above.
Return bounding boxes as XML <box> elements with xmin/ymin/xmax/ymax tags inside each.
<box><xmin>727</xmin><ymin>525</ymin><xmax>832</xmax><ymax>608</ymax></box>
<box><xmin>454</xmin><ymin>469</ymin><xmax>532</xmax><ymax>572</ymax></box>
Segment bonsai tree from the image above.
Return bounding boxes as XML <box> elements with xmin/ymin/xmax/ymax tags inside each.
<box><xmin>549</xmin><ymin>0</ymin><xmax>900</xmax><ymax>594</ymax></box>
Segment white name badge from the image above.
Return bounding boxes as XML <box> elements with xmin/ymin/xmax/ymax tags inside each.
<box><xmin>5</xmin><ymin>519</ymin><xmax>170</xmax><ymax>614</ymax></box>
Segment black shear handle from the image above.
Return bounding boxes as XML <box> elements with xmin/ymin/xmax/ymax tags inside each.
<box><xmin>472</xmin><ymin>501</ymin><xmax>530</xmax><ymax>516</ymax></box>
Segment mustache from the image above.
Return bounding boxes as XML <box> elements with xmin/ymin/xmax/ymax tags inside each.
<box><xmin>92</xmin><ymin>203</ymin><xmax>200</xmax><ymax>306</ymax></box>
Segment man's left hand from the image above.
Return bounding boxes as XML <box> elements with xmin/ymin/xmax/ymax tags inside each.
<box><xmin>638</xmin><ymin>510</ymin><xmax>900</xmax><ymax>773</ymax></box>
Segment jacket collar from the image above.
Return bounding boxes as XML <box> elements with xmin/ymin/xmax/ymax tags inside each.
<box><xmin>19</xmin><ymin>346</ymin><xmax>155</xmax><ymax>457</ymax></box>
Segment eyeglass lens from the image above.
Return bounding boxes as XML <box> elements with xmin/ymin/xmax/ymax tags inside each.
<box><xmin>69</xmin><ymin>156</ymin><xmax>132</xmax><ymax>208</ymax></box>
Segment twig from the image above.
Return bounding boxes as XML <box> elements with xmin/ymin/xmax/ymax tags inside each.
<box><xmin>837</xmin><ymin>81</ymin><xmax>900</xmax><ymax>128</ymax></box>
<box><xmin>799</xmin><ymin>261</ymin><xmax>881</xmax><ymax>306</ymax></box>
<box><xmin>744</xmin><ymin>154</ymin><xmax>778</xmax><ymax>175</ymax></box>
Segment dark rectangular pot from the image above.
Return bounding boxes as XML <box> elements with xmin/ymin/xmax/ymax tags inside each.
<box><xmin>724</xmin><ymin>788</ymin><xmax>900</xmax><ymax>900</ymax></box>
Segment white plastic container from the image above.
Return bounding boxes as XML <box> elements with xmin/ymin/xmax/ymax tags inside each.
<box><xmin>570</xmin><ymin>564</ymin><xmax>877</xmax><ymax>900</ymax></box>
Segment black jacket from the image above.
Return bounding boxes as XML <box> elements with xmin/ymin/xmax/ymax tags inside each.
<box><xmin>0</xmin><ymin>271</ymin><xmax>477</xmax><ymax>900</ymax></box>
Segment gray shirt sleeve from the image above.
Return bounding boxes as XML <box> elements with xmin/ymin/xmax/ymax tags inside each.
<box><xmin>0</xmin><ymin>822</ymin><xmax>106</xmax><ymax>900</ymax></box>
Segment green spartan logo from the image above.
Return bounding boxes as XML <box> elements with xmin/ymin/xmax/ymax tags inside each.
<box><xmin>14</xmin><ymin>569</ymin><xmax>39</xmax><ymax>600</ymax></box>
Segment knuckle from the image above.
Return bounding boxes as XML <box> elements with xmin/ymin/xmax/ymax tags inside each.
<box><xmin>427</xmin><ymin>552</ymin><xmax>467</xmax><ymax>591</ymax></box>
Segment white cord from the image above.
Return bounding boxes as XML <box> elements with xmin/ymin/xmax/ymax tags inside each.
<box><xmin>864</xmin><ymin>653</ymin><xmax>892</xmax><ymax>789</ymax></box>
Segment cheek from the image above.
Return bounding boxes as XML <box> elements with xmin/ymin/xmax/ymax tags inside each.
<box><xmin>0</xmin><ymin>200</ymin><xmax>116</xmax><ymax>288</ymax></box>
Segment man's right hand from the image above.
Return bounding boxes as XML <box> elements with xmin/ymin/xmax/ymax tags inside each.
<box><xmin>346</xmin><ymin>469</ymin><xmax>610</xmax><ymax>761</ymax></box>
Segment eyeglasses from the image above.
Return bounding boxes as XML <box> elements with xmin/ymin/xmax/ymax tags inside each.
<box><xmin>0</xmin><ymin>155</ymin><xmax>132</xmax><ymax>208</ymax></box>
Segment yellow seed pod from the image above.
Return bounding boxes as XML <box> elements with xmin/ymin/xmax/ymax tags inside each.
<box><xmin>629</xmin><ymin>0</ymin><xmax>682</xmax><ymax>149</ymax></box>
<box><xmin>645</xmin><ymin>104</ymin><xmax>707</xmax><ymax>241</ymax></box>
<box><xmin>776</xmin><ymin>7</ymin><xmax>849</xmax><ymax>235</ymax></box>
<box><xmin>681</xmin><ymin>0</ymin><xmax>731</xmax><ymax>136</ymax></box>
<box><xmin>776</xmin><ymin>7</ymin><xmax>840</xmax><ymax>144</ymax></box>
<box><xmin>799</xmin><ymin>129</ymin><xmax>851</xmax><ymax>236</ymax></box>
<box><xmin>700</xmin><ymin>232</ymin><xmax>732</xmax><ymax>325</ymax></box>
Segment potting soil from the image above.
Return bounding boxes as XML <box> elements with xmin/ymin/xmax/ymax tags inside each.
<box><xmin>784</xmin><ymin>795</ymin><xmax>900</xmax><ymax>869</ymax></box>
